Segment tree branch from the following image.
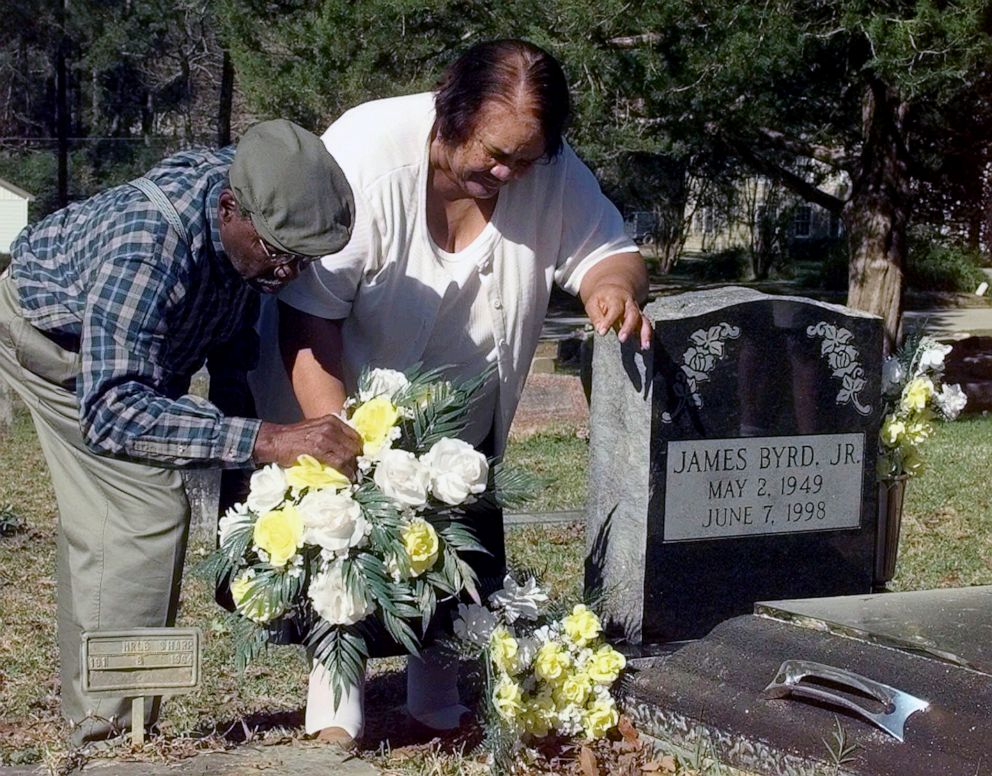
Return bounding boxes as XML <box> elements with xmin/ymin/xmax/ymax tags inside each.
<box><xmin>608</xmin><ymin>32</ymin><xmax>664</xmax><ymax>48</ymax></box>
<box><xmin>735</xmin><ymin>144</ymin><xmax>847</xmax><ymax>214</ymax></box>
<box><xmin>756</xmin><ymin>127</ymin><xmax>851</xmax><ymax>171</ymax></box>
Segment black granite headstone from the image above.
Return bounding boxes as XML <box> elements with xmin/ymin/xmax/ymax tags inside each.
<box><xmin>586</xmin><ymin>287</ymin><xmax>884</xmax><ymax>644</ymax></box>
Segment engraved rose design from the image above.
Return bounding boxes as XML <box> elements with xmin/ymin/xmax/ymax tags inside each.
<box><xmin>662</xmin><ymin>322</ymin><xmax>741</xmax><ymax>423</ymax></box>
<box><xmin>806</xmin><ymin>322</ymin><xmax>871</xmax><ymax>415</ymax></box>
<box><xmin>684</xmin><ymin>347</ymin><xmax>715</xmax><ymax>376</ymax></box>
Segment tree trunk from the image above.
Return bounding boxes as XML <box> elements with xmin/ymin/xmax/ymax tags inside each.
<box><xmin>55</xmin><ymin>0</ymin><xmax>69</xmax><ymax>208</ymax></box>
<box><xmin>217</xmin><ymin>49</ymin><xmax>234</xmax><ymax>147</ymax></box>
<box><xmin>845</xmin><ymin>81</ymin><xmax>913</xmax><ymax>355</ymax></box>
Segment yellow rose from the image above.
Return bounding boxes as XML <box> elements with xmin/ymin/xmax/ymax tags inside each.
<box><xmin>901</xmin><ymin>447</ymin><xmax>926</xmax><ymax>476</ymax></box>
<box><xmin>582</xmin><ymin>696</ymin><xmax>619</xmax><ymax>740</ymax></box>
<box><xmin>534</xmin><ymin>642</ymin><xmax>571</xmax><ymax>683</ymax></box>
<box><xmin>880</xmin><ymin>416</ymin><xmax>906</xmax><ymax>448</ymax></box>
<box><xmin>351</xmin><ymin>396</ymin><xmax>400</xmax><ymax>455</ymax></box>
<box><xmin>900</xmin><ymin>377</ymin><xmax>934</xmax><ymax>413</ymax></box>
<box><xmin>230</xmin><ymin>571</ymin><xmax>281</xmax><ymax>623</ymax></box>
<box><xmin>284</xmin><ymin>454</ymin><xmax>349</xmax><ymax>491</ymax></box>
<box><xmin>493</xmin><ymin>676</ymin><xmax>523</xmax><ymax>722</ymax></box>
<box><xmin>253</xmin><ymin>505</ymin><xmax>304</xmax><ymax>567</ymax></box>
<box><xmin>401</xmin><ymin>518</ymin><xmax>440</xmax><ymax>577</ymax></box>
<box><xmin>490</xmin><ymin>626</ymin><xmax>520</xmax><ymax>675</ymax></box>
<box><xmin>555</xmin><ymin>671</ymin><xmax>592</xmax><ymax>706</ymax></box>
<box><xmin>563</xmin><ymin>604</ymin><xmax>602</xmax><ymax>648</ymax></box>
<box><xmin>904</xmin><ymin>417</ymin><xmax>934</xmax><ymax>445</ymax></box>
<box><xmin>521</xmin><ymin>690</ymin><xmax>556</xmax><ymax>737</ymax></box>
<box><xmin>586</xmin><ymin>645</ymin><xmax>627</xmax><ymax>686</ymax></box>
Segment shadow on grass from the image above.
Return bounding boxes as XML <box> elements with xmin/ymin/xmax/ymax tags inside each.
<box><xmin>202</xmin><ymin>661</ymin><xmax>486</xmax><ymax>755</ymax></box>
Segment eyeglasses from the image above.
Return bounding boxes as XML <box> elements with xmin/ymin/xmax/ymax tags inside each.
<box><xmin>476</xmin><ymin>138</ymin><xmax>544</xmax><ymax>174</ymax></box>
<box><xmin>256</xmin><ymin>237</ymin><xmax>319</xmax><ymax>270</ymax></box>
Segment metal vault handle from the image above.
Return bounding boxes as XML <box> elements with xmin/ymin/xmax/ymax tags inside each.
<box><xmin>762</xmin><ymin>659</ymin><xmax>929</xmax><ymax>742</ymax></box>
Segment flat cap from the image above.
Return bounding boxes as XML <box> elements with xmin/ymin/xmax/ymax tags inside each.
<box><xmin>230</xmin><ymin>119</ymin><xmax>354</xmax><ymax>257</ymax></box>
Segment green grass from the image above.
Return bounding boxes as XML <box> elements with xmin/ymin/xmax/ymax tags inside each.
<box><xmin>503</xmin><ymin>427</ymin><xmax>588</xmax><ymax>512</ymax></box>
<box><xmin>2</xmin><ymin>404</ymin><xmax>991</xmax><ymax>772</ymax></box>
<box><xmin>891</xmin><ymin>415</ymin><xmax>992</xmax><ymax>590</ymax></box>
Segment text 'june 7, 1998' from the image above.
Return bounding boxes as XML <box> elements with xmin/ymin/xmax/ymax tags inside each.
<box><xmin>663</xmin><ymin>433</ymin><xmax>865</xmax><ymax>541</ymax></box>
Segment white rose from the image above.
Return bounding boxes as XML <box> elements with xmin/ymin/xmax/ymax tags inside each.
<box><xmin>308</xmin><ymin>561</ymin><xmax>375</xmax><ymax>626</ymax></box>
<box><xmin>420</xmin><ymin>437</ymin><xmax>489</xmax><ymax>505</ymax></box>
<box><xmin>452</xmin><ymin>603</ymin><xmax>498</xmax><ymax>645</ymax></box>
<box><xmin>218</xmin><ymin>501</ymin><xmax>250</xmax><ymax>549</ymax></box>
<box><xmin>373</xmin><ymin>448</ymin><xmax>430</xmax><ymax>508</ymax></box>
<box><xmin>533</xmin><ymin>624</ymin><xmax>560</xmax><ymax>645</ymax></box>
<box><xmin>919</xmin><ymin>340</ymin><xmax>952</xmax><ymax>372</ymax></box>
<box><xmin>881</xmin><ymin>357</ymin><xmax>905</xmax><ymax>393</ymax></box>
<box><xmin>515</xmin><ymin>636</ymin><xmax>538</xmax><ymax>671</ymax></box>
<box><xmin>936</xmin><ymin>383</ymin><xmax>968</xmax><ymax>420</ymax></box>
<box><xmin>359</xmin><ymin>368</ymin><xmax>410</xmax><ymax>402</ymax></box>
<box><xmin>297</xmin><ymin>488</ymin><xmax>370</xmax><ymax>556</ymax></box>
<box><xmin>246</xmin><ymin>464</ymin><xmax>288</xmax><ymax>513</ymax></box>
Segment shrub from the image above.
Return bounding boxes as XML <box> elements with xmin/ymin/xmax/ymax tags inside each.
<box><xmin>693</xmin><ymin>247</ymin><xmax>750</xmax><ymax>282</ymax></box>
<box><xmin>808</xmin><ymin>242</ymin><xmax>850</xmax><ymax>292</ymax></box>
<box><xmin>906</xmin><ymin>242</ymin><xmax>988</xmax><ymax>293</ymax></box>
<box><xmin>789</xmin><ymin>237</ymin><xmax>845</xmax><ymax>264</ymax></box>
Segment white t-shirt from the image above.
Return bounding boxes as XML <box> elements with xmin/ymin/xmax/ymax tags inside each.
<box><xmin>251</xmin><ymin>92</ymin><xmax>636</xmax><ymax>454</ymax></box>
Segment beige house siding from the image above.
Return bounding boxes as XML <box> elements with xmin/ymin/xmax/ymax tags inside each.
<box><xmin>0</xmin><ymin>179</ymin><xmax>34</xmax><ymax>253</ymax></box>
<box><xmin>683</xmin><ymin>176</ymin><xmax>845</xmax><ymax>255</ymax></box>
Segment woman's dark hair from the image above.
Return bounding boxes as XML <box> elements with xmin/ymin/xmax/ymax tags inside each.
<box><xmin>434</xmin><ymin>39</ymin><xmax>571</xmax><ymax>159</ymax></box>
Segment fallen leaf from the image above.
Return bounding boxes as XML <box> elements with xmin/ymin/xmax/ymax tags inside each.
<box><xmin>660</xmin><ymin>754</ymin><xmax>678</xmax><ymax>772</ymax></box>
<box><xmin>617</xmin><ymin>715</ymin><xmax>643</xmax><ymax>751</ymax></box>
<box><xmin>579</xmin><ymin>744</ymin><xmax>600</xmax><ymax>776</ymax></box>
<box><xmin>617</xmin><ymin>716</ymin><xmax>638</xmax><ymax>740</ymax></box>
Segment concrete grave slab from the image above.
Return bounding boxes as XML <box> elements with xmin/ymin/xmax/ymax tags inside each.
<box><xmin>619</xmin><ymin>615</ymin><xmax>990</xmax><ymax>776</ymax></box>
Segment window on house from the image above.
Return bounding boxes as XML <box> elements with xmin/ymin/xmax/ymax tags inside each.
<box><xmin>703</xmin><ymin>208</ymin><xmax>716</xmax><ymax>234</ymax></box>
<box><xmin>793</xmin><ymin>205</ymin><xmax>812</xmax><ymax>238</ymax></box>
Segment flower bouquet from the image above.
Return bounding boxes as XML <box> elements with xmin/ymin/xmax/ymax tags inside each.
<box><xmin>208</xmin><ymin>367</ymin><xmax>528</xmax><ymax>705</ymax></box>
<box><xmin>875</xmin><ymin>335</ymin><xmax>967</xmax><ymax>583</ymax></box>
<box><xmin>879</xmin><ymin>335</ymin><xmax>967</xmax><ymax>479</ymax></box>
<box><xmin>450</xmin><ymin>574</ymin><xmax>627</xmax><ymax>768</ymax></box>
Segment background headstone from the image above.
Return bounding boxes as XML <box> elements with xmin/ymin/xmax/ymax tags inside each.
<box><xmin>0</xmin><ymin>381</ymin><xmax>12</xmax><ymax>433</ymax></box>
<box><xmin>183</xmin><ymin>469</ymin><xmax>221</xmax><ymax>541</ymax></box>
<box><xmin>586</xmin><ymin>287</ymin><xmax>884</xmax><ymax>644</ymax></box>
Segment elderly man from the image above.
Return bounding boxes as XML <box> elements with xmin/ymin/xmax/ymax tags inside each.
<box><xmin>0</xmin><ymin>120</ymin><xmax>362</xmax><ymax>744</ymax></box>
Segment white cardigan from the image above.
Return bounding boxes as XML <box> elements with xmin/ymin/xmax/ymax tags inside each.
<box><xmin>253</xmin><ymin>92</ymin><xmax>636</xmax><ymax>455</ymax></box>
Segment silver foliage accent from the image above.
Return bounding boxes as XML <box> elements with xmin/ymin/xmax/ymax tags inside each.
<box><xmin>806</xmin><ymin>322</ymin><xmax>872</xmax><ymax>416</ymax></box>
<box><xmin>661</xmin><ymin>322</ymin><xmax>741</xmax><ymax>424</ymax></box>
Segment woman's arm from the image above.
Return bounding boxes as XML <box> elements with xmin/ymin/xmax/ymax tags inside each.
<box><xmin>578</xmin><ymin>251</ymin><xmax>653</xmax><ymax>350</ymax></box>
<box><xmin>278</xmin><ymin>300</ymin><xmax>348</xmax><ymax>417</ymax></box>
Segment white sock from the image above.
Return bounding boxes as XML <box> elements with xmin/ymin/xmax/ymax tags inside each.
<box><xmin>306</xmin><ymin>659</ymin><xmax>365</xmax><ymax>739</ymax></box>
<box><xmin>406</xmin><ymin>646</ymin><xmax>469</xmax><ymax>730</ymax></box>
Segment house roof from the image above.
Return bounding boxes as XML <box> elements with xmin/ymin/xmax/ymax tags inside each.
<box><xmin>0</xmin><ymin>177</ymin><xmax>35</xmax><ymax>201</ymax></box>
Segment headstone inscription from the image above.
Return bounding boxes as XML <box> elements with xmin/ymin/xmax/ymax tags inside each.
<box><xmin>586</xmin><ymin>287</ymin><xmax>884</xmax><ymax>644</ymax></box>
<box><xmin>81</xmin><ymin>627</ymin><xmax>201</xmax><ymax>744</ymax></box>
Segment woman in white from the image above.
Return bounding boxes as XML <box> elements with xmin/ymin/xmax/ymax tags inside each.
<box><xmin>251</xmin><ymin>39</ymin><xmax>652</xmax><ymax>747</ymax></box>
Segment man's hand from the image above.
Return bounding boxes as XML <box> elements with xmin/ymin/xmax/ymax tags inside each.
<box><xmin>578</xmin><ymin>251</ymin><xmax>653</xmax><ymax>350</ymax></box>
<box><xmin>253</xmin><ymin>415</ymin><xmax>362</xmax><ymax>479</ymax></box>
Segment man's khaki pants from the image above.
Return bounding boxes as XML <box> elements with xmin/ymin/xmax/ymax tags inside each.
<box><xmin>0</xmin><ymin>274</ymin><xmax>190</xmax><ymax>744</ymax></box>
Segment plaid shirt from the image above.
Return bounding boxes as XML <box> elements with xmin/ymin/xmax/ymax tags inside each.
<box><xmin>10</xmin><ymin>147</ymin><xmax>261</xmax><ymax>468</ymax></box>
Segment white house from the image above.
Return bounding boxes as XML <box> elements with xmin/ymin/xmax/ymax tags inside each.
<box><xmin>0</xmin><ymin>178</ymin><xmax>34</xmax><ymax>254</ymax></box>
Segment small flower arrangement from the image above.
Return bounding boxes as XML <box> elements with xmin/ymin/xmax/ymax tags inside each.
<box><xmin>451</xmin><ymin>574</ymin><xmax>627</xmax><ymax>761</ymax></box>
<box><xmin>878</xmin><ymin>335</ymin><xmax>967</xmax><ymax>479</ymax></box>
<box><xmin>208</xmin><ymin>367</ymin><xmax>527</xmax><ymax>704</ymax></box>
